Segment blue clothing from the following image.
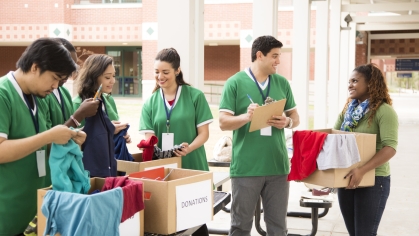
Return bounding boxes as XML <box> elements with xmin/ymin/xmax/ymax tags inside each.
<box><xmin>82</xmin><ymin>100</ymin><xmax>117</xmax><ymax>177</ymax></box>
<box><xmin>49</xmin><ymin>139</ymin><xmax>90</xmax><ymax>194</ymax></box>
<box><xmin>337</xmin><ymin>176</ymin><xmax>391</xmax><ymax>236</ymax></box>
<box><xmin>114</xmin><ymin>125</ymin><xmax>133</xmax><ymax>162</ymax></box>
<box><xmin>42</xmin><ymin>188</ymin><xmax>123</xmax><ymax>236</ymax></box>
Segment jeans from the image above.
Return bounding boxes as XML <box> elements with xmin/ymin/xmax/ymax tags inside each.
<box><xmin>338</xmin><ymin>176</ymin><xmax>391</xmax><ymax>236</ymax></box>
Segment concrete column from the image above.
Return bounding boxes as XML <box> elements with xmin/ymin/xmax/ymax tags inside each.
<box><xmin>339</xmin><ymin>21</ymin><xmax>357</xmax><ymax>107</ymax></box>
<box><xmin>240</xmin><ymin>0</ymin><xmax>278</xmax><ymax>71</ymax></box>
<box><xmin>291</xmin><ymin>0</ymin><xmax>311</xmax><ymax>130</ymax></box>
<box><xmin>328</xmin><ymin>0</ymin><xmax>342</xmax><ymax>127</ymax></box>
<box><xmin>141</xmin><ymin>0</ymin><xmax>158</xmax><ymax>101</ymax></box>
<box><xmin>314</xmin><ymin>0</ymin><xmax>330</xmax><ymax>129</ymax></box>
<box><xmin>252</xmin><ymin>0</ymin><xmax>278</xmax><ymax>39</ymax></box>
<box><xmin>157</xmin><ymin>0</ymin><xmax>204</xmax><ymax>90</ymax></box>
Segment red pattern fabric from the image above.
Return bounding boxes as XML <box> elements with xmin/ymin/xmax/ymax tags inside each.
<box><xmin>287</xmin><ymin>131</ymin><xmax>328</xmax><ymax>181</ymax></box>
<box><xmin>102</xmin><ymin>176</ymin><xmax>145</xmax><ymax>223</ymax></box>
<box><xmin>137</xmin><ymin>136</ymin><xmax>158</xmax><ymax>161</ymax></box>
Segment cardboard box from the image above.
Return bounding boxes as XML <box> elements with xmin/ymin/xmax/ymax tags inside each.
<box><xmin>37</xmin><ymin>178</ymin><xmax>144</xmax><ymax>236</ymax></box>
<box><xmin>117</xmin><ymin>151</ymin><xmax>182</xmax><ymax>175</ymax></box>
<box><xmin>129</xmin><ymin>168</ymin><xmax>213</xmax><ymax>235</ymax></box>
<box><xmin>302</xmin><ymin>129</ymin><xmax>377</xmax><ymax>188</ymax></box>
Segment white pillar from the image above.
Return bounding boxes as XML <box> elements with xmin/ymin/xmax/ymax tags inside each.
<box><xmin>157</xmin><ymin>0</ymin><xmax>204</xmax><ymax>90</ymax></box>
<box><xmin>314</xmin><ymin>0</ymin><xmax>330</xmax><ymax>129</ymax></box>
<box><xmin>339</xmin><ymin>21</ymin><xmax>357</xmax><ymax>107</ymax></box>
<box><xmin>328</xmin><ymin>0</ymin><xmax>342</xmax><ymax>128</ymax></box>
<box><xmin>291</xmin><ymin>0</ymin><xmax>311</xmax><ymax>130</ymax></box>
<box><xmin>252</xmin><ymin>0</ymin><xmax>278</xmax><ymax>38</ymax></box>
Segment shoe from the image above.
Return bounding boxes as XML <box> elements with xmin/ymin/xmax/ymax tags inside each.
<box><xmin>24</xmin><ymin>215</ymin><xmax>37</xmax><ymax>236</ymax></box>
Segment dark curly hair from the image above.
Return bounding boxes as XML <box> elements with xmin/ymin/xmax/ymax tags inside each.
<box><xmin>342</xmin><ymin>63</ymin><xmax>392</xmax><ymax>125</ymax></box>
<box><xmin>76</xmin><ymin>54</ymin><xmax>113</xmax><ymax>100</ymax></box>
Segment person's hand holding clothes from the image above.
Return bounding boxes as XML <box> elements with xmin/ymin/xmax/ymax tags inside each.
<box><xmin>267</xmin><ymin>115</ymin><xmax>289</xmax><ymax>129</ymax></box>
<box><xmin>71</xmin><ymin>129</ymin><xmax>87</xmax><ymax>145</ymax></box>
<box><xmin>112</xmin><ymin>121</ymin><xmax>128</xmax><ymax>134</ymax></box>
<box><xmin>173</xmin><ymin>142</ymin><xmax>190</xmax><ymax>157</ymax></box>
<box><xmin>123</xmin><ymin>133</ymin><xmax>131</xmax><ymax>144</ymax></box>
<box><xmin>47</xmin><ymin>125</ymin><xmax>79</xmax><ymax>144</ymax></box>
<box><xmin>74</xmin><ymin>98</ymin><xmax>100</xmax><ymax>119</ymax></box>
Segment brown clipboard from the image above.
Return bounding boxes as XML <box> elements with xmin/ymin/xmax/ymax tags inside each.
<box><xmin>249</xmin><ymin>99</ymin><xmax>286</xmax><ymax>132</ymax></box>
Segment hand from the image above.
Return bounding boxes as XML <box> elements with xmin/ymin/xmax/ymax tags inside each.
<box><xmin>48</xmin><ymin>125</ymin><xmax>78</xmax><ymax>144</ymax></box>
<box><xmin>75</xmin><ymin>98</ymin><xmax>100</xmax><ymax>119</ymax></box>
<box><xmin>112</xmin><ymin>121</ymin><xmax>128</xmax><ymax>134</ymax></box>
<box><xmin>267</xmin><ymin>115</ymin><xmax>288</xmax><ymax>129</ymax></box>
<box><xmin>123</xmin><ymin>133</ymin><xmax>131</xmax><ymax>144</ymax></box>
<box><xmin>246</xmin><ymin>103</ymin><xmax>259</xmax><ymax>121</ymax></box>
<box><xmin>71</xmin><ymin>129</ymin><xmax>86</xmax><ymax>145</ymax></box>
<box><xmin>173</xmin><ymin>142</ymin><xmax>190</xmax><ymax>157</ymax></box>
<box><xmin>345</xmin><ymin>167</ymin><xmax>366</xmax><ymax>189</ymax></box>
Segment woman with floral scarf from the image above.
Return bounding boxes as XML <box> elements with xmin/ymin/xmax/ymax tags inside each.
<box><xmin>334</xmin><ymin>63</ymin><xmax>398</xmax><ymax>236</ymax></box>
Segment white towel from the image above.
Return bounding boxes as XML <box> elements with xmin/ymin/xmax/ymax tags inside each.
<box><xmin>316</xmin><ymin>134</ymin><xmax>361</xmax><ymax>170</ymax></box>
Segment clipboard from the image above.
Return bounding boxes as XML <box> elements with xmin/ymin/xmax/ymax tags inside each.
<box><xmin>249</xmin><ymin>99</ymin><xmax>286</xmax><ymax>132</ymax></box>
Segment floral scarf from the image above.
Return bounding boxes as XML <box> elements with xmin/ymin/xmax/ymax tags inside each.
<box><xmin>340</xmin><ymin>99</ymin><xmax>370</xmax><ymax>132</ymax></box>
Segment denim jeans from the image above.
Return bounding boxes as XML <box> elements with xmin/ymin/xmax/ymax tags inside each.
<box><xmin>338</xmin><ymin>176</ymin><xmax>391</xmax><ymax>236</ymax></box>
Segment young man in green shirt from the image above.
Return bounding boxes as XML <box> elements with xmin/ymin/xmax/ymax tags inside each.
<box><xmin>42</xmin><ymin>38</ymin><xmax>99</xmax><ymax>128</ymax></box>
<box><xmin>219</xmin><ymin>35</ymin><xmax>300</xmax><ymax>235</ymax></box>
<box><xmin>0</xmin><ymin>38</ymin><xmax>86</xmax><ymax>236</ymax></box>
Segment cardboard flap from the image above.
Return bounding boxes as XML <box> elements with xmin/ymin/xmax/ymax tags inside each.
<box><xmin>129</xmin><ymin>167</ymin><xmax>165</xmax><ymax>180</ymax></box>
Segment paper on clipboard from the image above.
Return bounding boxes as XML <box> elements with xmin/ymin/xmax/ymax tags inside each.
<box><xmin>249</xmin><ymin>99</ymin><xmax>286</xmax><ymax>132</ymax></box>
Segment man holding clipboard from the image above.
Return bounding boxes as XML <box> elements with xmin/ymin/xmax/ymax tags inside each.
<box><xmin>219</xmin><ymin>35</ymin><xmax>300</xmax><ymax>235</ymax></box>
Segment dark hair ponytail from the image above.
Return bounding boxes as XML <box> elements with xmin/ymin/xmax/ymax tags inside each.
<box><xmin>152</xmin><ymin>48</ymin><xmax>190</xmax><ymax>93</ymax></box>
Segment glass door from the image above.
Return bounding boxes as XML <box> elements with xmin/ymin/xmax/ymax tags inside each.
<box><xmin>106</xmin><ymin>47</ymin><xmax>142</xmax><ymax>97</ymax></box>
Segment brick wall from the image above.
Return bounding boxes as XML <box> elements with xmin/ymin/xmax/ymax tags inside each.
<box><xmin>71</xmin><ymin>8</ymin><xmax>142</xmax><ymax>25</ymax></box>
<box><xmin>0</xmin><ymin>0</ymin><xmax>67</xmax><ymax>24</ymax></box>
<box><xmin>0</xmin><ymin>47</ymin><xmax>26</xmax><ymax>75</ymax></box>
<box><xmin>355</xmin><ymin>44</ymin><xmax>367</xmax><ymax>66</ymax></box>
<box><xmin>204</xmin><ymin>45</ymin><xmax>240</xmax><ymax>81</ymax></box>
<box><xmin>204</xmin><ymin>3</ymin><xmax>252</xmax><ymax>29</ymax></box>
<box><xmin>371</xmin><ymin>38</ymin><xmax>419</xmax><ymax>55</ymax></box>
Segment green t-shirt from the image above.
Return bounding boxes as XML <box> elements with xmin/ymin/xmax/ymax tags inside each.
<box><xmin>0</xmin><ymin>73</ymin><xmax>51</xmax><ymax>236</ymax></box>
<box><xmin>334</xmin><ymin>102</ymin><xmax>398</xmax><ymax>176</ymax></box>
<box><xmin>140</xmin><ymin>85</ymin><xmax>213</xmax><ymax>171</ymax></box>
<box><xmin>72</xmin><ymin>93</ymin><xmax>119</xmax><ymax>127</ymax></box>
<box><xmin>219</xmin><ymin>69</ymin><xmax>297</xmax><ymax>177</ymax></box>
<box><xmin>40</xmin><ymin>86</ymin><xmax>74</xmax><ymax>128</ymax></box>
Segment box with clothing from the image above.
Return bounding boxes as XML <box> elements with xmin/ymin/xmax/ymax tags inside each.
<box><xmin>37</xmin><ymin>177</ymin><xmax>145</xmax><ymax>236</ymax></box>
<box><xmin>288</xmin><ymin>128</ymin><xmax>376</xmax><ymax>188</ymax></box>
<box><xmin>117</xmin><ymin>151</ymin><xmax>182</xmax><ymax>175</ymax></box>
<box><xmin>129</xmin><ymin>167</ymin><xmax>213</xmax><ymax>235</ymax></box>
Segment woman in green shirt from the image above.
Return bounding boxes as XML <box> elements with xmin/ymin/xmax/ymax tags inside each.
<box><xmin>139</xmin><ymin>48</ymin><xmax>213</xmax><ymax>171</ymax></box>
<box><xmin>334</xmin><ymin>63</ymin><xmax>398</xmax><ymax>236</ymax></box>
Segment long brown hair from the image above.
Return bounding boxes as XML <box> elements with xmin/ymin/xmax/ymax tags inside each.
<box><xmin>342</xmin><ymin>63</ymin><xmax>392</xmax><ymax>125</ymax></box>
<box><xmin>76</xmin><ymin>54</ymin><xmax>113</xmax><ymax>100</ymax></box>
<box><xmin>152</xmin><ymin>48</ymin><xmax>190</xmax><ymax>93</ymax></box>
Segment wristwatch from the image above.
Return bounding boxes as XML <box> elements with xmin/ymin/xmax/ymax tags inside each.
<box><xmin>286</xmin><ymin>117</ymin><xmax>293</xmax><ymax>129</ymax></box>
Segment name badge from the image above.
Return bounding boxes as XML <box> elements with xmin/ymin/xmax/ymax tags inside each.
<box><xmin>260</xmin><ymin>126</ymin><xmax>272</xmax><ymax>136</ymax></box>
<box><xmin>162</xmin><ymin>133</ymin><xmax>174</xmax><ymax>151</ymax></box>
<box><xmin>36</xmin><ymin>150</ymin><xmax>46</xmax><ymax>177</ymax></box>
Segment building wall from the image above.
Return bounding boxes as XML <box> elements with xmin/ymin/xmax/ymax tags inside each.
<box><xmin>204</xmin><ymin>45</ymin><xmax>240</xmax><ymax>81</ymax></box>
<box><xmin>0</xmin><ymin>47</ymin><xmax>26</xmax><ymax>75</ymax></box>
<box><xmin>371</xmin><ymin>38</ymin><xmax>419</xmax><ymax>55</ymax></box>
<box><xmin>0</xmin><ymin>2</ymin><xmax>378</xmax><ymax>92</ymax></box>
